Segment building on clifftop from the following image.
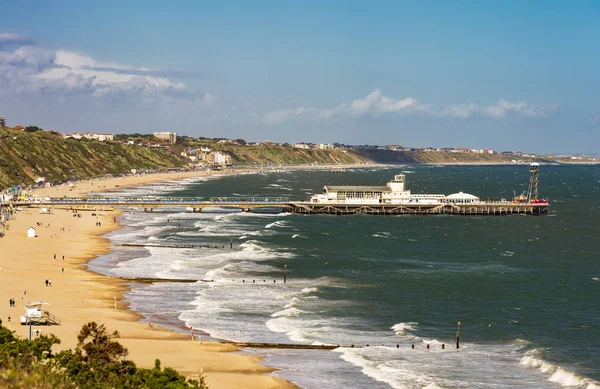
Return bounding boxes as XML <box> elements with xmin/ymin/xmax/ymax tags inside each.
<box><xmin>154</xmin><ymin>132</ymin><xmax>177</xmax><ymax>144</ymax></box>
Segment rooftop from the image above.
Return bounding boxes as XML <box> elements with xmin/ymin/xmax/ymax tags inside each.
<box><xmin>325</xmin><ymin>185</ymin><xmax>390</xmax><ymax>192</ymax></box>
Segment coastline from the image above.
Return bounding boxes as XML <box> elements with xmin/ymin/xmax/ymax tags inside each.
<box><xmin>2</xmin><ymin>168</ymin><xmax>304</xmax><ymax>389</ymax></box>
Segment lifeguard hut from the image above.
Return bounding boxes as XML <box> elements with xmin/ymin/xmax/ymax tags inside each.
<box><xmin>27</xmin><ymin>226</ymin><xmax>37</xmax><ymax>238</ymax></box>
<box><xmin>20</xmin><ymin>301</ymin><xmax>61</xmax><ymax>326</ymax></box>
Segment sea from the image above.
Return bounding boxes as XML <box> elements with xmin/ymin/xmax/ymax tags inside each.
<box><xmin>88</xmin><ymin>164</ymin><xmax>600</xmax><ymax>389</ymax></box>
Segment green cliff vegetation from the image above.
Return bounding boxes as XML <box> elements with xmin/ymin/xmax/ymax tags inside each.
<box><xmin>355</xmin><ymin>149</ymin><xmax>538</xmax><ymax>164</ymax></box>
<box><xmin>1</xmin><ymin>127</ymin><xmax>557</xmax><ymax>191</ymax></box>
<box><xmin>0</xmin><ymin>128</ymin><xmax>185</xmax><ymax>189</ymax></box>
<box><xmin>0</xmin><ymin>321</ymin><xmax>207</xmax><ymax>389</ymax></box>
<box><xmin>215</xmin><ymin>144</ymin><xmax>369</xmax><ymax>165</ymax></box>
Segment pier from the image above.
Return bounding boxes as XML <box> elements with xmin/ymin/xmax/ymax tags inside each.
<box><xmin>287</xmin><ymin>201</ymin><xmax>548</xmax><ymax>215</ymax></box>
<box><xmin>13</xmin><ymin>197</ymin><xmax>548</xmax><ymax>215</ymax></box>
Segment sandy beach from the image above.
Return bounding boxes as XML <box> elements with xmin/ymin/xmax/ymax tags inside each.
<box><xmin>0</xmin><ymin>168</ymin><xmax>310</xmax><ymax>389</ymax></box>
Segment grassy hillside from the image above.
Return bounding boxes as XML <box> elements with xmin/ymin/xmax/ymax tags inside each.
<box><xmin>355</xmin><ymin>149</ymin><xmax>544</xmax><ymax>164</ymax></box>
<box><xmin>218</xmin><ymin>144</ymin><xmax>369</xmax><ymax>165</ymax></box>
<box><xmin>0</xmin><ymin>128</ymin><xmax>185</xmax><ymax>189</ymax></box>
<box><xmin>1</xmin><ymin>127</ymin><xmax>562</xmax><ymax>190</ymax></box>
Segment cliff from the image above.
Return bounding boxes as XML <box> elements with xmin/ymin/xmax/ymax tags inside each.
<box><xmin>0</xmin><ymin>128</ymin><xmax>185</xmax><ymax>189</ymax></box>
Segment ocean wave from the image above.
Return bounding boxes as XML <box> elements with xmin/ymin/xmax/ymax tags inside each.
<box><xmin>549</xmin><ymin>369</ymin><xmax>588</xmax><ymax>387</ymax></box>
<box><xmin>271</xmin><ymin>307</ymin><xmax>307</xmax><ymax>318</ymax></box>
<box><xmin>292</xmin><ymin>234</ymin><xmax>307</xmax><ymax>239</ymax></box>
<box><xmin>265</xmin><ymin>220</ymin><xmax>289</xmax><ymax>229</ymax></box>
<box><xmin>336</xmin><ymin>347</ymin><xmax>434</xmax><ymax>389</ymax></box>
<box><xmin>391</xmin><ymin>322</ymin><xmax>418</xmax><ymax>335</ymax></box>
<box><xmin>265</xmin><ymin>317</ymin><xmax>308</xmax><ymax>343</ymax></box>
<box><xmin>373</xmin><ymin>231</ymin><xmax>391</xmax><ymax>238</ymax></box>
<box><xmin>520</xmin><ymin>352</ymin><xmax>600</xmax><ymax>388</ymax></box>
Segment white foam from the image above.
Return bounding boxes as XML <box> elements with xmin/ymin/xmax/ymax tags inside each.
<box><xmin>265</xmin><ymin>220</ymin><xmax>289</xmax><ymax>229</ymax></box>
<box><xmin>391</xmin><ymin>322</ymin><xmax>418</xmax><ymax>335</ymax></box>
<box><xmin>520</xmin><ymin>354</ymin><xmax>556</xmax><ymax>373</ymax></box>
<box><xmin>336</xmin><ymin>347</ymin><xmax>423</xmax><ymax>389</ymax></box>
<box><xmin>549</xmin><ymin>368</ymin><xmax>586</xmax><ymax>386</ymax></box>
<box><xmin>520</xmin><ymin>352</ymin><xmax>600</xmax><ymax>388</ymax></box>
<box><xmin>423</xmin><ymin>385</ymin><xmax>448</xmax><ymax>389</ymax></box>
<box><xmin>271</xmin><ymin>307</ymin><xmax>307</xmax><ymax>318</ymax></box>
<box><xmin>373</xmin><ymin>231</ymin><xmax>391</xmax><ymax>238</ymax></box>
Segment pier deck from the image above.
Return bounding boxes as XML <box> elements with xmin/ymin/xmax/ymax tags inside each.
<box><xmin>13</xmin><ymin>197</ymin><xmax>548</xmax><ymax>215</ymax></box>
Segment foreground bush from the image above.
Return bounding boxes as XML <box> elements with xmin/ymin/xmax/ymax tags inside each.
<box><xmin>0</xmin><ymin>321</ymin><xmax>207</xmax><ymax>389</ymax></box>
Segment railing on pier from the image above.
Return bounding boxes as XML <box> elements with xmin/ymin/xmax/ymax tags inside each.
<box><xmin>208</xmin><ymin>196</ymin><xmax>289</xmax><ymax>203</ymax></box>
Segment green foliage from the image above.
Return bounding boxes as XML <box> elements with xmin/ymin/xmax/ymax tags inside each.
<box><xmin>76</xmin><ymin>322</ymin><xmax>128</xmax><ymax>364</ymax></box>
<box><xmin>24</xmin><ymin>126</ymin><xmax>43</xmax><ymax>133</ymax></box>
<box><xmin>0</xmin><ymin>128</ymin><xmax>186</xmax><ymax>189</ymax></box>
<box><xmin>0</xmin><ymin>321</ymin><xmax>208</xmax><ymax>389</ymax></box>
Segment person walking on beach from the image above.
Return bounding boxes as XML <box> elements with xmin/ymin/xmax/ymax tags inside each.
<box><xmin>45</xmin><ymin>279</ymin><xmax>48</xmax><ymax>287</ymax></box>
<box><xmin>62</xmin><ymin>254</ymin><xmax>65</xmax><ymax>260</ymax></box>
<box><xmin>48</xmin><ymin>279</ymin><xmax>52</xmax><ymax>287</ymax></box>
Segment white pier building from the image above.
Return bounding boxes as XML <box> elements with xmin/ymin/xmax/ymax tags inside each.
<box><xmin>310</xmin><ymin>173</ymin><xmax>479</xmax><ymax>205</ymax></box>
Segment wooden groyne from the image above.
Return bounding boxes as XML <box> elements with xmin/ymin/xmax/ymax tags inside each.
<box><xmin>116</xmin><ymin>243</ymin><xmax>231</xmax><ymax>249</ymax></box>
<box><xmin>115</xmin><ymin>276</ymin><xmax>199</xmax><ymax>283</ymax></box>
<box><xmin>219</xmin><ymin>341</ymin><xmax>455</xmax><ymax>350</ymax></box>
<box><xmin>221</xmin><ymin>342</ymin><xmax>341</xmax><ymax>350</ymax></box>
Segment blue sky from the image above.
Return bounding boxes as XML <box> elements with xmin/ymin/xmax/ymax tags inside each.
<box><xmin>0</xmin><ymin>1</ymin><xmax>598</xmax><ymax>154</ymax></box>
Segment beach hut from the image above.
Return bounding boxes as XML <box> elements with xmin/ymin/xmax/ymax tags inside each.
<box><xmin>20</xmin><ymin>301</ymin><xmax>60</xmax><ymax>325</ymax></box>
<box><xmin>27</xmin><ymin>226</ymin><xmax>37</xmax><ymax>238</ymax></box>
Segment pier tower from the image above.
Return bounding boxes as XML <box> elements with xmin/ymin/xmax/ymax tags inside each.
<box><xmin>527</xmin><ymin>162</ymin><xmax>540</xmax><ymax>201</ymax></box>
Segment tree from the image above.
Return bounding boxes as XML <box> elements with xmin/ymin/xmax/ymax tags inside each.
<box><xmin>76</xmin><ymin>322</ymin><xmax>128</xmax><ymax>364</ymax></box>
<box><xmin>25</xmin><ymin>126</ymin><xmax>43</xmax><ymax>133</ymax></box>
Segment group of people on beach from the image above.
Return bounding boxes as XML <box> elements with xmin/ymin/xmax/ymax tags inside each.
<box><xmin>45</xmin><ymin>279</ymin><xmax>52</xmax><ymax>287</ymax></box>
<box><xmin>95</xmin><ymin>221</ymin><xmax>102</xmax><ymax>226</ymax></box>
<box><xmin>8</xmin><ymin>298</ymin><xmax>16</xmax><ymax>307</ymax></box>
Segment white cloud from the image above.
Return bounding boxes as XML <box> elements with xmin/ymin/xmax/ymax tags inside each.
<box><xmin>263</xmin><ymin>107</ymin><xmax>313</xmax><ymax>124</ymax></box>
<box><xmin>442</xmin><ymin>100</ymin><xmax>554</xmax><ymax>119</ymax></box>
<box><xmin>201</xmin><ymin>91</ymin><xmax>216</xmax><ymax>106</ymax></box>
<box><xmin>265</xmin><ymin>89</ymin><xmax>424</xmax><ymax>124</ymax></box>
<box><xmin>0</xmin><ymin>34</ymin><xmax>187</xmax><ymax>98</ymax></box>
<box><xmin>263</xmin><ymin>89</ymin><xmax>557</xmax><ymax>124</ymax></box>
<box><xmin>441</xmin><ymin>103</ymin><xmax>481</xmax><ymax>119</ymax></box>
<box><xmin>350</xmin><ymin>89</ymin><xmax>418</xmax><ymax>114</ymax></box>
<box><xmin>0</xmin><ymin>33</ymin><xmax>31</xmax><ymax>46</ymax></box>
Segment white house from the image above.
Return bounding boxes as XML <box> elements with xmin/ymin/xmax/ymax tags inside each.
<box><xmin>0</xmin><ymin>193</ymin><xmax>11</xmax><ymax>204</ymax></box>
<box><xmin>27</xmin><ymin>226</ymin><xmax>37</xmax><ymax>238</ymax></box>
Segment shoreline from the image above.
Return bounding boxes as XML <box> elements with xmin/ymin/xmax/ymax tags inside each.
<box><xmin>3</xmin><ymin>167</ymin><xmax>303</xmax><ymax>388</ymax></box>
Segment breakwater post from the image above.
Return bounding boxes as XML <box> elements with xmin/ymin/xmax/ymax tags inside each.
<box><xmin>456</xmin><ymin>321</ymin><xmax>461</xmax><ymax>349</ymax></box>
<box><xmin>284</xmin><ymin>264</ymin><xmax>287</xmax><ymax>284</ymax></box>
<box><xmin>230</xmin><ymin>234</ymin><xmax>233</xmax><ymax>249</ymax></box>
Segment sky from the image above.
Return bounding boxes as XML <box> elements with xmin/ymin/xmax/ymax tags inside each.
<box><xmin>0</xmin><ymin>1</ymin><xmax>598</xmax><ymax>154</ymax></box>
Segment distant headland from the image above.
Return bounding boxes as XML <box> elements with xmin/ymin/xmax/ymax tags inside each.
<box><xmin>0</xmin><ymin>124</ymin><xmax>597</xmax><ymax>190</ymax></box>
